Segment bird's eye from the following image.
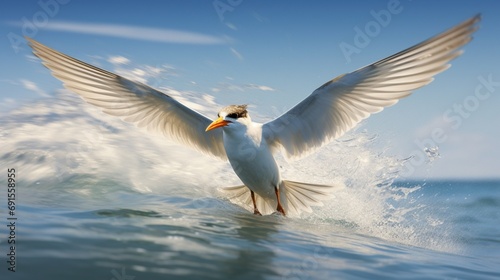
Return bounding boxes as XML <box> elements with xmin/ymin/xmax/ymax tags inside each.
<box><xmin>227</xmin><ymin>113</ymin><xmax>238</xmax><ymax>119</ymax></box>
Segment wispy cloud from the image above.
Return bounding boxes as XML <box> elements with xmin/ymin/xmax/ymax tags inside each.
<box><xmin>230</xmin><ymin>47</ymin><xmax>244</xmax><ymax>60</ymax></box>
<box><xmin>113</xmin><ymin>63</ymin><xmax>177</xmax><ymax>86</ymax></box>
<box><xmin>211</xmin><ymin>82</ymin><xmax>275</xmax><ymax>93</ymax></box>
<box><xmin>20</xmin><ymin>79</ymin><xmax>50</xmax><ymax>97</ymax></box>
<box><xmin>25</xmin><ymin>54</ymin><xmax>40</xmax><ymax>63</ymax></box>
<box><xmin>225</xmin><ymin>22</ymin><xmax>238</xmax><ymax>31</ymax></box>
<box><xmin>108</xmin><ymin>55</ymin><xmax>130</xmax><ymax>65</ymax></box>
<box><xmin>0</xmin><ymin>98</ymin><xmax>17</xmax><ymax>111</ymax></box>
<box><xmin>12</xmin><ymin>21</ymin><xmax>231</xmax><ymax>45</ymax></box>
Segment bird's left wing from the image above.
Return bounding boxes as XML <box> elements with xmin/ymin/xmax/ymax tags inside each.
<box><xmin>27</xmin><ymin>37</ymin><xmax>227</xmax><ymax>160</ymax></box>
<box><xmin>263</xmin><ymin>14</ymin><xmax>480</xmax><ymax>159</ymax></box>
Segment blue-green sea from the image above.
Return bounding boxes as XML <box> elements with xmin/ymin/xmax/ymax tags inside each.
<box><xmin>1</xmin><ymin>95</ymin><xmax>499</xmax><ymax>279</ymax></box>
<box><xmin>1</xmin><ymin>179</ymin><xmax>499</xmax><ymax>280</ymax></box>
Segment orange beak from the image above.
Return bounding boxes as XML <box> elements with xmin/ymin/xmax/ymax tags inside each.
<box><xmin>205</xmin><ymin>117</ymin><xmax>231</xmax><ymax>131</ymax></box>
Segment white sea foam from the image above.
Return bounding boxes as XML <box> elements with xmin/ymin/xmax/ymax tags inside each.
<box><xmin>0</xmin><ymin>91</ymin><xmax>457</xmax><ymax>252</ymax></box>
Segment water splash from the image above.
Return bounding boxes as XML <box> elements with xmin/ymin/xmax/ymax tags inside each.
<box><xmin>278</xmin><ymin>132</ymin><xmax>453</xmax><ymax>250</ymax></box>
<box><xmin>424</xmin><ymin>146</ymin><xmax>441</xmax><ymax>162</ymax></box>
<box><xmin>0</xmin><ymin>93</ymin><xmax>457</xmax><ymax>252</ymax></box>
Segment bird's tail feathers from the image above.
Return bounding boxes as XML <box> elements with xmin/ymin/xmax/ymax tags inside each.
<box><xmin>220</xmin><ymin>180</ymin><xmax>339</xmax><ymax>216</ymax></box>
<box><xmin>280</xmin><ymin>180</ymin><xmax>335</xmax><ymax>216</ymax></box>
<box><xmin>219</xmin><ymin>185</ymin><xmax>276</xmax><ymax>215</ymax></box>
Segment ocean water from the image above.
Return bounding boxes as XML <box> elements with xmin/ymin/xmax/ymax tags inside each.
<box><xmin>1</xmin><ymin>94</ymin><xmax>500</xmax><ymax>279</ymax></box>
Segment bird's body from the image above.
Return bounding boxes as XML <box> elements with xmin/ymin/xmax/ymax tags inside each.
<box><xmin>27</xmin><ymin>15</ymin><xmax>481</xmax><ymax>216</ymax></box>
<box><xmin>223</xmin><ymin>122</ymin><xmax>280</xmax><ymax>200</ymax></box>
<box><xmin>208</xmin><ymin>105</ymin><xmax>289</xmax><ymax>214</ymax></box>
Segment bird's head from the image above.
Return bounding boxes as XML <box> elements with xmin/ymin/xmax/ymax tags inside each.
<box><xmin>205</xmin><ymin>105</ymin><xmax>250</xmax><ymax>131</ymax></box>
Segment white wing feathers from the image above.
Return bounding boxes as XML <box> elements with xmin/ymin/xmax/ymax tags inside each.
<box><xmin>27</xmin><ymin>37</ymin><xmax>227</xmax><ymax>160</ymax></box>
<box><xmin>263</xmin><ymin>15</ymin><xmax>480</xmax><ymax>158</ymax></box>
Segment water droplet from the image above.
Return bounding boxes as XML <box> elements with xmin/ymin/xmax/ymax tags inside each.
<box><xmin>424</xmin><ymin>146</ymin><xmax>440</xmax><ymax>162</ymax></box>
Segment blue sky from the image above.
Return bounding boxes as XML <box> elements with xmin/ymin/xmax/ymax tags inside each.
<box><xmin>1</xmin><ymin>0</ymin><xmax>499</xmax><ymax>179</ymax></box>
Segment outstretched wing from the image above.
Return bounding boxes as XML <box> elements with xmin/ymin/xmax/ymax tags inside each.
<box><xmin>263</xmin><ymin>15</ymin><xmax>480</xmax><ymax>158</ymax></box>
<box><xmin>27</xmin><ymin>37</ymin><xmax>226</xmax><ymax>160</ymax></box>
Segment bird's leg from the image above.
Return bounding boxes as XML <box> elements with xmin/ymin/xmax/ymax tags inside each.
<box><xmin>274</xmin><ymin>186</ymin><xmax>286</xmax><ymax>216</ymax></box>
<box><xmin>250</xmin><ymin>191</ymin><xmax>262</xmax><ymax>216</ymax></box>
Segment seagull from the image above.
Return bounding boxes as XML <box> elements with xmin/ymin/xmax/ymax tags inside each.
<box><xmin>27</xmin><ymin>15</ymin><xmax>480</xmax><ymax>216</ymax></box>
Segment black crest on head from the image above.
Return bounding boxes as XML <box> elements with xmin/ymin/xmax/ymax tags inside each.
<box><xmin>219</xmin><ymin>104</ymin><xmax>248</xmax><ymax>119</ymax></box>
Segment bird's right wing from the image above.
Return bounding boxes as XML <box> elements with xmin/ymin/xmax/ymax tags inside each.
<box><xmin>263</xmin><ymin>15</ymin><xmax>480</xmax><ymax>159</ymax></box>
<box><xmin>27</xmin><ymin>37</ymin><xmax>227</xmax><ymax>160</ymax></box>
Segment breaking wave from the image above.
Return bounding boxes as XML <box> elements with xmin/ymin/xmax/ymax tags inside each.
<box><xmin>1</xmin><ymin>91</ymin><xmax>458</xmax><ymax>252</ymax></box>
